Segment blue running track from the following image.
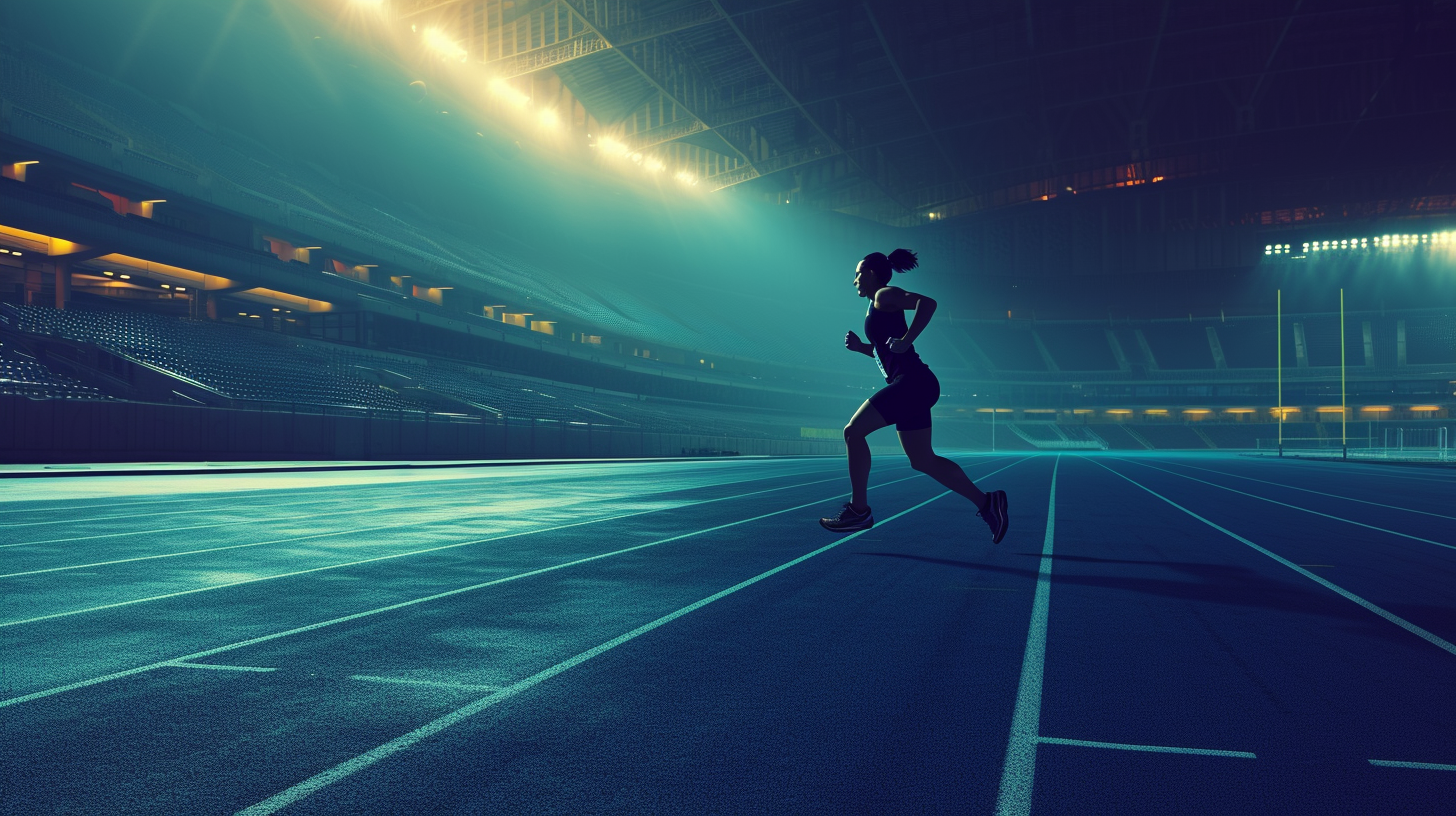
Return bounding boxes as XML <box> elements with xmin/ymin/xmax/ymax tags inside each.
<box><xmin>1</xmin><ymin>452</ymin><xmax>1454</xmax><ymax>814</ymax></box>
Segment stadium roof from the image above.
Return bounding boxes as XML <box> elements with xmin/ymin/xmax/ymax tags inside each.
<box><xmin>397</xmin><ymin>0</ymin><xmax>1456</xmax><ymax>226</ymax></box>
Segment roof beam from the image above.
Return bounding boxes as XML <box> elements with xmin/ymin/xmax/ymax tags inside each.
<box><xmin>703</xmin><ymin>0</ymin><xmax>912</xmax><ymax>218</ymax></box>
<box><xmin>861</xmin><ymin>2</ymin><xmax>970</xmax><ymax>206</ymax></box>
<box><xmin>556</xmin><ymin>0</ymin><xmax>762</xmax><ymax>174</ymax></box>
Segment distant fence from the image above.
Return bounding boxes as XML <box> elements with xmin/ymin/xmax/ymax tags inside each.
<box><xmin>1255</xmin><ymin>427</ymin><xmax>1453</xmax><ymax>462</ymax></box>
<box><xmin>0</xmin><ymin>396</ymin><xmax>842</xmax><ymax>463</ymax></box>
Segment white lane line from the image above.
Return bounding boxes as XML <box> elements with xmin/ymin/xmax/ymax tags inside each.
<box><xmin>1088</xmin><ymin>459</ymin><xmax>1456</xmax><ymax>658</ymax></box>
<box><xmin>0</xmin><ymin>461</ymin><xmax>937</xmax><ymax>624</ymax></box>
<box><xmin>1110</xmin><ymin>457</ymin><xmax>1456</xmax><ymax>553</ymax></box>
<box><xmin>168</xmin><ymin>662</ymin><xmax>277</xmax><ymax>673</ymax></box>
<box><xmin>0</xmin><ymin>464</ymin><xmax>850</xmax><ymax>575</ymax></box>
<box><xmin>995</xmin><ymin>454</ymin><xmax>1060</xmax><ymax>816</ymax></box>
<box><xmin>1038</xmin><ymin>737</ymin><xmax>1255</xmax><ymax>759</ymax></box>
<box><xmin>350</xmin><ymin>676</ymin><xmax>499</xmax><ymax>692</ymax></box>
<box><xmin>0</xmin><ymin>459</ymin><xmax>1028</xmax><ymax>708</ymax></box>
<box><xmin>1149</xmin><ymin>459</ymin><xmax>1456</xmax><ymax>523</ymax></box>
<box><xmin>1369</xmin><ymin>759</ymin><xmax>1456</xmax><ymax>771</ymax></box>
<box><xmin>0</xmin><ymin>460</ymin><xmax>835</xmax><ymax>530</ymax></box>
<box><xmin>234</xmin><ymin>475</ymin><xmax>985</xmax><ymax>816</ymax></box>
<box><xmin>0</xmin><ymin>460</ymin><xmax>832</xmax><ymax>548</ymax></box>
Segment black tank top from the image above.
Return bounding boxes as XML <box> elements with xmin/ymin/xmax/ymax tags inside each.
<box><xmin>865</xmin><ymin>303</ymin><xmax>930</xmax><ymax>382</ymax></box>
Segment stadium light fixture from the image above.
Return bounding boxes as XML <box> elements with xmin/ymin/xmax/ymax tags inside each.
<box><xmin>423</xmin><ymin>28</ymin><xmax>466</xmax><ymax>61</ymax></box>
<box><xmin>102</xmin><ymin>271</ymin><xmax>113</xmax><ymax>276</ymax></box>
<box><xmin>161</xmin><ymin>284</ymin><xmax>170</xmax><ymax>289</ymax></box>
<box><xmin>119</xmin><ymin>274</ymin><xmax>131</xmax><ymax>279</ymax></box>
<box><xmin>176</xmin><ymin>287</ymin><xmax>186</xmax><ymax>292</ymax></box>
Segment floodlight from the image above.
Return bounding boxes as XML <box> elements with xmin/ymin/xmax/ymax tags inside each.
<box><xmin>643</xmin><ymin>158</ymin><xmax>664</xmax><ymax>172</ymax></box>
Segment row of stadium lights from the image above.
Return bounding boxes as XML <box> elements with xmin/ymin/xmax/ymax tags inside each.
<box><xmin>357</xmin><ymin>0</ymin><xmax>701</xmax><ymax>189</ymax></box>
<box><xmin>1266</xmin><ymin>232</ymin><xmax>1456</xmax><ymax>255</ymax></box>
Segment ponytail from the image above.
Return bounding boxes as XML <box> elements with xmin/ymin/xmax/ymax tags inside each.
<box><xmin>860</xmin><ymin>248</ymin><xmax>919</xmax><ymax>280</ymax></box>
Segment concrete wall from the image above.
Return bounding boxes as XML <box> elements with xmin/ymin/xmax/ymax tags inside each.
<box><xmin>0</xmin><ymin>396</ymin><xmax>843</xmax><ymax>463</ymax></box>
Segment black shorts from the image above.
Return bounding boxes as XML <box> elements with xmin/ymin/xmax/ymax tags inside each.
<box><xmin>868</xmin><ymin>367</ymin><xmax>940</xmax><ymax>431</ymax></box>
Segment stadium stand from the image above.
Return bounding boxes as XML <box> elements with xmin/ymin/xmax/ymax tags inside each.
<box><xmin>0</xmin><ymin>337</ymin><xmax>112</xmax><ymax>401</ymax></box>
<box><xmin>1406</xmin><ymin>313</ymin><xmax>1456</xmax><ymax>365</ymax></box>
<box><xmin>1214</xmin><ymin>318</ymin><xmax>1280</xmax><ymax>369</ymax></box>
<box><xmin>1139</xmin><ymin>322</ymin><xmax>1215</xmax><ymax>370</ymax></box>
<box><xmin>962</xmin><ymin>324</ymin><xmax>1046</xmax><ymax>371</ymax></box>
<box><xmin>1034</xmin><ymin>324</ymin><xmax>1118</xmax><ymax>371</ymax></box>
<box><xmin>1197</xmin><ymin>423</ymin><xmax>1273</xmax><ymax>450</ymax></box>
<box><xmin>1085</xmin><ymin>424</ymin><xmax>1151</xmax><ymax>450</ymax></box>
<box><xmin>1131</xmin><ymin>424</ymin><xmax>1212</xmax><ymax>449</ymax></box>
<box><xmin>6</xmin><ymin>303</ymin><xmax>431</xmax><ymax>411</ymax></box>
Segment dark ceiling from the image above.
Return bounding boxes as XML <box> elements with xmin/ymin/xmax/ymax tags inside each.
<box><xmin>515</xmin><ymin>0</ymin><xmax>1456</xmax><ymax>225</ymax></box>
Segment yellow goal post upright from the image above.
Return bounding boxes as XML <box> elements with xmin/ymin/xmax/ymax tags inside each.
<box><xmin>1277</xmin><ymin>289</ymin><xmax>1283</xmax><ymax>457</ymax></box>
<box><xmin>1341</xmin><ymin>287</ymin><xmax>1347</xmax><ymax>459</ymax></box>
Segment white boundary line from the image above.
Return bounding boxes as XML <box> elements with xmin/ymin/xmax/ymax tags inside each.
<box><xmin>1038</xmin><ymin>736</ymin><xmax>1254</xmax><ymax>759</ymax></box>
<box><xmin>1134</xmin><ymin>458</ymin><xmax>1456</xmax><ymax>522</ymax></box>
<box><xmin>168</xmin><ymin>662</ymin><xmax>277</xmax><ymax>673</ymax></box>
<box><xmin>0</xmin><ymin>460</ymin><xmax>832</xmax><ymax>550</ymax></box>
<box><xmin>233</xmin><ymin>470</ymin><xmax>998</xmax><ymax>816</ymax></box>
<box><xmin>1109</xmin><ymin>457</ymin><xmax>1456</xmax><ymax>553</ymax></box>
<box><xmin>1088</xmin><ymin>458</ymin><xmax>1456</xmax><ymax>658</ymax></box>
<box><xmin>1369</xmin><ymin>759</ymin><xmax>1456</xmax><ymax>771</ymax></box>
<box><xmin>0</xmin><ymin>463</ymin><xmax>851</xmax><ymax>575</ymax></box>
<box><xmin>995</xmin><ymin>454</ymin><xmax>1059</xmax><ymax>816</ymax></box>
<box><xmin>350</xmin><ymin>676</ymin><xmax>500</xmax><ymax>692</ymax></box>
<box><xmin>0</xmin><ymin>464</ymin><xmax>934</xmax><ymax>626</ymax></box>
<box><xmin>0</xmin><ymin>459</ymin><xmax>1027</xmax><ymax>709</ymax></box>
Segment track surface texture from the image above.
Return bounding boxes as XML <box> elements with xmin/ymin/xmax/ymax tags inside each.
<box><xmin>2</xmin><ymin>452</ymin><xmax>1454</xmax><ymax>815</ymax></box>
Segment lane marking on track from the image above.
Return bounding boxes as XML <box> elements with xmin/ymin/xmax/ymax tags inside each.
<box><xmin>1148</xmin><ymin>459</ymin><xmax>1456</xmax><ymax>522</ymax></box>
<box><xmin>168</xmin><ymin>663</ymin><xmax>277</xmax><ymax>673</ymax></box>
<box><xmin>995</xmin><ymin>455</ymin><xmax>1060</xmax><ymax>816</ymax></box>
<box><xmin>232</xmin><ymin>459</ymin><xmax>1027</xmax><ymax>816</ymax></box>
<box><xmin>1088</xmin><ymin>458</ymin><xmax>1456</xmax><ymax>658</ymax></box>
<box><xmin>1110</xmin><ymin>457</ymin><xmax>1456</xmax><ymax>553</ymax></box>
<box><xmin>0</xmin><ymin>462</ymin><xmax>939</xmax><ymax>625</ymax></box>
<box><xmin>0</xmin><ymin>464</ymin><xmax>850</xmax><ymax>574</ymax></box>
<box><xmin>0</xmin><ymin>458</ymin><xmax>1027</xmax><ymax>709</ymax></box>
<box><xmin>1038</xmin><ymin>737</ymin><xmax>1255</xmax><ymax>758</ymax></box>
<box><xmin>1369</xmin><ymin>759</ymin><xmax>1456</xmax><ymax>771</ymax></box>
<box><xmin>350</xmin><ymin>676</ymin><xmax>500</xmax><ymax>692</ymax></box>
<box><xmin>0</xmin><ymin>460</ymin><xmax>798</xmax><ymax>514</ymax></box>
<box><xmin>0</xmin><ymin>462</ymin><xmax>834</xmax><ymax>550</ymax></box>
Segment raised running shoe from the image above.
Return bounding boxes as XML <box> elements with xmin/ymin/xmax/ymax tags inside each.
<box><xmin>820</xmin><ymin>501</ymin><xmax>874</xmax><ymax>533</ymax></box>
<box><xmin>979</xmin><ymin>490</ymin><xmax>1009</xmax><ymax>544</ymax></box>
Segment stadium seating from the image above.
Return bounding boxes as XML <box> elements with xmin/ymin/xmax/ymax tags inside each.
<box><xmin>0</xmin><ymin>338</ymin><xmax>112</xmax><ymax>401</ymax></box>
<box><xmin>1034</xmin><ymin>325</ymin><xmax>1118</xmax><ymax>371</ymax></box>
<box><xmin>1130</xmin><ymin>424</ymin><xmax>1211</xmax><ymax>449</ymax></box>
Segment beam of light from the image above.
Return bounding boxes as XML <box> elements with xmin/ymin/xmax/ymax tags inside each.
<box><xmin>595</xmin><ymin>137</ymin><xmax>629</xmax><ymax>157</ymax></box>
<box><xmin>642</xmin><ymin>157</ymin><xmax>664</xmax><ymax>173</ymax></box>
<box><xmin>423</xmin><ymin>27</ymin><xmax>466</xmax><ymax>61</ymax></box>
<box><xmin>537</xmin><ymin>108</ymin><xmax>560</xmax><ymax>129</ymax></box>
<box><xmin>674</xmin><ymin>171</ymin><xmax>699</xmax><ymax>186</ymax></box>
<box><xmin>489</xmin><ymin>78</ymin><xmax>529</xmax><ymax>108</ymax></box>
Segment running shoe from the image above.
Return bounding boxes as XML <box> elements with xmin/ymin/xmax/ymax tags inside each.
<box><xmin>979</xmin><ymin>490</ymin><xmax>1009</xmax><ymax>544</ymax></box>
<box><xmin>820</xmin><ymin>502</ymin><xmax>874</xmax><ymax>533</ymax></box>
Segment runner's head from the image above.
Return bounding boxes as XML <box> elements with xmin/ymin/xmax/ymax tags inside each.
<box><xmin>854</xmin><ymin>248</ymin><xmax>918</xmax><ymax>296</ymax></box>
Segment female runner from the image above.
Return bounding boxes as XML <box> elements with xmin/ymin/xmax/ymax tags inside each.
<box><xmin>819</xmin><ymin>248</ymin><xmax>1009</xmax><ymax>542</ymax></box>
